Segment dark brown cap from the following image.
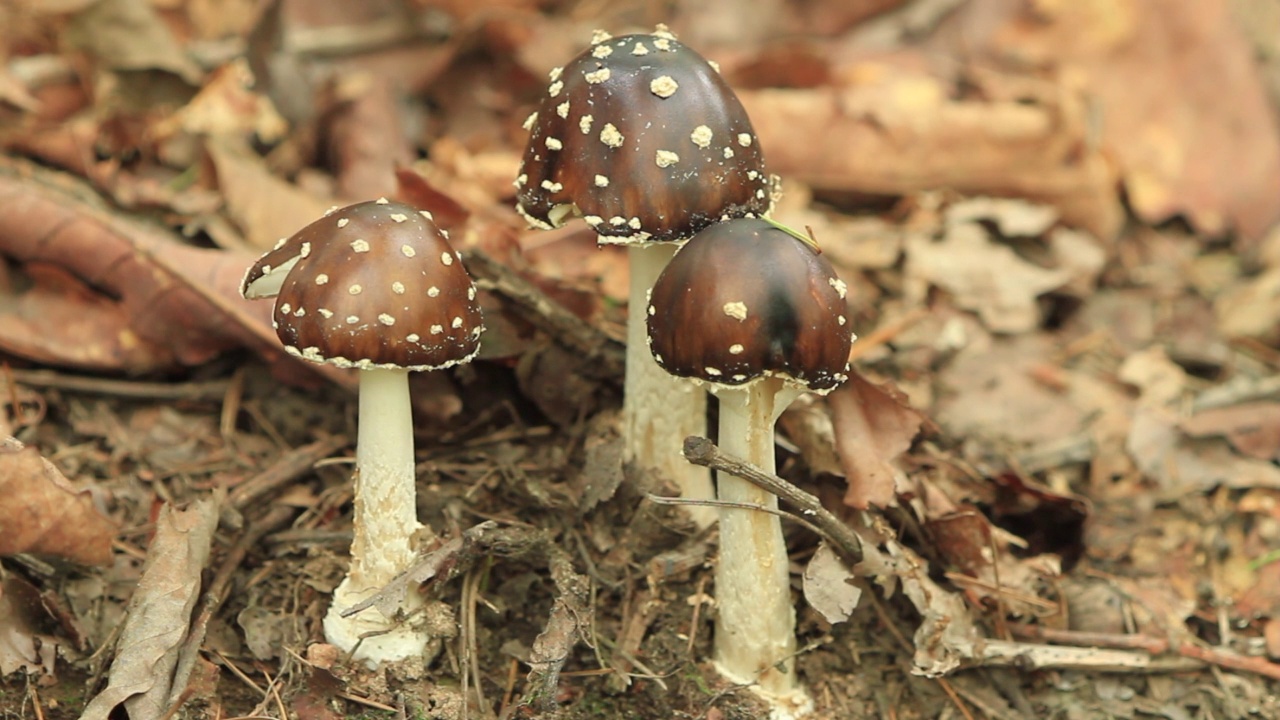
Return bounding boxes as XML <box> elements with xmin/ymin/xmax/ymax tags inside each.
<box><xmin>646</xmin><ymin>218</ymin><xmax>852</xmax><ymax>392</ymax></box>
<box><xmin>241</xmin><ymin>199</ymin><xmax>484</xmax><ymax>371</ymax></box>
<box><xmin>515</xmin><ymin>26</ymin><xmax>772</xmax><ymax>244</ymax></box>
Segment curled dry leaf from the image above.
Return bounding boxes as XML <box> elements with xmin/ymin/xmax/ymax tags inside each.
<box><xmin>829</xmin><ymin>371</ymin><xmax>931</xmax><ymax>510</ymax></box>
<box><xmin>854</xmin><ymin>513</ymin><xmax>980</xmax><ymax>677</ymax></box>
<box><xmin>153</xmin><ymin>59</ymin><xmax>288</xmax><ymax>143</ymax></box>
<box><xmin>0</xmin><ymin>159</ymin><xmax>343</xmax><ymax>386</ymax></box>
<box><xmin>79</xmin><ymin>497</ymin><xmax>220</xmax><ymax>720</ymax></box>
<box><xmin>802</xmin><ymin>542</ymin><xmax>862</xmax><ymax>624</ymax></box>
<box><xmin>0</xmin><ymin>437</ymin><xmax>116</xmax><ymax>567</ymax></box>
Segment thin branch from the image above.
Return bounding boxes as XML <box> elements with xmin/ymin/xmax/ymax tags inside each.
<box><xmin>681</xmin><ymin>436</ymin><xmax>862</xmax><ymax>564</ymax></box>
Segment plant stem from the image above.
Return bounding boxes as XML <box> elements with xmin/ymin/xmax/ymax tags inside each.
<box><xmin>324</xmin><ymin>367</ymin><xmax>429</xmax><ymax>664</ymax></box>
<box><xmin>624</xmin><ymin>243</ymin><xmax>715</xmax><ymax>528</ymax></box>
<box><xmin>712</xmin><ymin>378</ymin><xmax>805</xmax><ymax>707</ymax></box>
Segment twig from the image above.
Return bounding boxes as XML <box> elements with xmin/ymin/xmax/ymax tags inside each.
<box><xmin>681</xmin><ymin>436</ymin><xmax>862</xmax><ymax>564</ymax></box>
<box><xmin>460</xmin><ymin>566</ymin><xmax>490</xmax><ymax>720</ymax></box>
<box><xmin>228</xmin><ymin>434</ymin><xmax>350</xmax><ymax>511</ymax></box>
<box><xmin>498</xmin><ymin>657</ymin><xmax>520</xmax><ymax>720</ymax></box>
<box><xmin>1176</xmin><ymin>642</ymin><xmax>1280</xmax><ymax>681</ymax></box>
<box><xmin>1007</xmin><ymin>622</ymin><xmax>1170</xmax><ymax>654</ymax></box>
<box><xmin>464</xmin><ymin>249</ymin><xmax>625</xmax><ymax>383</ymax></box>
<box><xmin>7</xmin><ymin>369</ymin><xmax>231</xmax><ymax>400</ymax></box>
<box><xmin>645</xmin><ymin>494</ymin><xmax>829</xmax><ymax>541</ymax></box>
<box><xmin>973</xmin><ymin>639</ymin><xmax>1201</xmax><ymax>673</ymax></box>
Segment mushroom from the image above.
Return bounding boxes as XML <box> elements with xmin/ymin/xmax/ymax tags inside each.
<box><xmin>516</xmin><ymin>26</ymin><xmax>773</xmax><ymax>525</ymax></box>
<box><xmin>646</xmin><ymin>217</ymin><xmax>853</xmax><ymax>712</ymax></box>
<box><xmin>241</xmin><ymin>198</ymin><xmax>483</xmax><ymax>664</ymax></box>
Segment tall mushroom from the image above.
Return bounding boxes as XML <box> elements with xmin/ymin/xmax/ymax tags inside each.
<box><xmin>241</xmin><ymin>198</ymin><xmax>483</xmax><ymax>664</ymax></box>
<box><xmin>515</xmin><ymin>26</ymin><xmax>773</xmax><ymax>525</ymax></box>
<box><xmin>646</xmin><ymin>218</ymin><xmax>853</xmax><ymax>713</ymax></box>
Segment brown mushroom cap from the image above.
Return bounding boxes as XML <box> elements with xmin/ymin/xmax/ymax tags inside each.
<box><xmin>646</xmin><ymin>218</ymin><xmax>852</xmax><ymax>392</ymax></box>
<box><xmin>515</xmin><ymin>27</ymin><xmax>772</xmax><ymax>244</ymax></box>
<box><xmin>242</xmin><ymin>199</ymin><xmax>484</xmax><ymax>371</ymax></box>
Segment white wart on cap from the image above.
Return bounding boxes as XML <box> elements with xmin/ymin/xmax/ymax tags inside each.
<box><xmin>242</xmin><ymin>199</ymin><xmax>484</xmax><ymax>371</ymax></box>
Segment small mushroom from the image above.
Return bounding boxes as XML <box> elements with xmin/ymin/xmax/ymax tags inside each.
<box><xmin>242</xmin><ymin>199</ymin><xmax>483</xmax><ymax>665</ymax></box>
<box><xmin>646</xmin><ymin>217</ymin><xmax>852</xmax><ymax>711</ymax></box>
<box><xmin>516</xmin><ymin>26</ymin><xmax>774</xmax><ymax>526</ymax></box>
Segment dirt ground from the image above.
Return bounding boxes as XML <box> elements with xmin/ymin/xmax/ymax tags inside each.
<box><xmin>4</xmin><ymin>1</ymin><xmax>1280</xmax><ymax>718</ymax></box>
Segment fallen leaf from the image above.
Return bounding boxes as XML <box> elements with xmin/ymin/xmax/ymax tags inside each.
<box><xmin>854</xmin><ymin>513</ymin><xmax>981</xmax><ymax>676</ymax></box>
<box><xmin>204</xmin><ymin>136</ymin><xmax>334</xmax><ymax>250</ymax></box>
<box><xmin>63</xmin><ymin>0</ymin><xmax>203</xmax><ymax>84</ymax></box>
<box><xmin>802</xmin><ymin>542</ymin><xmax>862</xmax><ymax>624</ymax></box>
<box><xmin>944</xmin><ymin>196</ymin><xmax>1060</xmax><ymax>238</ymax></box>
<box><xmin>0</xmin><ymin>575</ymin><xmax>57</xmax><ymax>678</ymax></box>
<box><xmin>1181</xmin><ymin>402</ymin><xmax>1280</xmax><ymax>461</ymax></box>
<box><xmin>906</xmin><ymin>220</ymin><xmax>1072</xmax><ymax>333</ymax></box>
<box><xmin>829</xmin><ymin>371</ymin><xmax>930</xmax><ymax>509</ymax></box>
<box><xmin>0</xmin><ymin>437</ymin><xmax>116</xmax><ymax>566</ymax></box>
<box><xmin>79</xmin><ymin>497</ymin><xmax>220</xmax><ymax>720</ymax></box>
<box><xmin>935</xmin><ymin>334</ymin><xmax>1088</xmax><ymax>447</ymax></box>
<box><xmin>154</xmin><ymin>59</ymin><xmax>287</xmax><ymax>142</ymax></box>
<box><xmin>738</xmin><ymin>72</ymin><xmax>1122</xmax><ymax>240</ymax></box>
<box><xmin>1215</xmin><ymin>267</ymin><xmax>1280</xmax><ymax>341</ymax></box>
<box><xmin>0</xmin><ymin>157</ymin><xmax>343</xmax><ymax>386</ymax></box>
<box><xmin>947</xmin><ymin>0</ymin><xmax>1280</xmax><ymax>241</ymax></box>
<box><xmin>324</xmin><ymin>73</ymin><xmax>413</xmax><ymax>201</ymax></box>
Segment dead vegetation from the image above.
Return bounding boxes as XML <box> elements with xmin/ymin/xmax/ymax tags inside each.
<box><xmin>4</xmin><ymin>0</ymin><xmax>1280</xmax><ymax>718</ymax></box>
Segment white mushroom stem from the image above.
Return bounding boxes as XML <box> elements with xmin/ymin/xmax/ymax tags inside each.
<box><xmin>624</xmin><ymin>243</ymin><xmax>715</xmax><ymax>528</ymax></box>
<box><xmin>323</xmin><ymin>367</ymin><xmax>430</xmax><ymax>664</ymax></box>
<box><xmin>712</xmin><ymin>377</ymin><xmax>812</xmax><ymax>716</ymax></box>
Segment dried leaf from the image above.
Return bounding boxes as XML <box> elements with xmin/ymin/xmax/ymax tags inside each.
<box><xmin>79</xmin><ymin>497</ymin><xmax>220</xmax><ymax>720</ymax></box>
<box><xmin>830</xmin><ymin>371</ymin><xmax>930</xmax><ymax>509</ymax></box>
<box><xmin>0</xmin><ymin>160</ymin><xmax>343</xmax><ymax>386</ymax></box>
<box><xmin>935</xmin><ymin>334</ymin><xmax>1088</xmax><ymax>447</ymax></box>
<box><xmin>802</xmin><ymin>543</ymin><xmax>862</xmax><ymax>624</ymax></box>
<box><xmin>63</xmin><ymin>0</ymin><xmax>203</xmax><ymax>83</ymax></box>
<box><xmin>906</xmin><ymin>221</ymin><xmax>1071</xmax><ymax>333</ymax></box>
<box><xmin>944</xmin><ymin>197</ymin><xmax>1059</xmax><ymax>238</ymax></box>
<box><xmin>154</xmin><ymin>59</ymin><xmax>287</xmax><ymax>142</ymax></box>
<box><xmin>325</xmin><ymin>73</ymin><xmax>413</xmax><ymax>201</ymax></box>
<box><xmin>854</xmin><ymin>514</ymin><xmax>980</xmax><ymax>676</ymax></box>
<box><xmin>1215</xmin><ymin>268</ymin><xmax>1280</xmax><ymax>340</ymax></box>
<box><xmin>739</xmin><ymin>77</ymin><xmax>1122</xmax><ymax>240</ymax></box>
<box><xmin>0</xmin><ymin>575</ymin><xmax>57</xmax><ymax>678</ymax></box>
<box><xmin>950</xmin><ymin>0</ymin><xmax>1280</xmax><ymax>241</ymax></box>
<box><xmin>0</xmin><ymin>437</ymin><xmax>116</xmax><ymax>566</ymax></box>
<box><xmin>205</xmin><ymin>136</ymin><xmax>334</xmax><ymax>250</ymax></box>
<box><xmin>1181</xmin><ymin>402</ymin><xmax>1280</xmax><ymax>461</ymax></box>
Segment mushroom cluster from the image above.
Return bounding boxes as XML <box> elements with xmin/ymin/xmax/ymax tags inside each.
<box><xmin>515</xmin><ymin>25</ymin><xmax>773</xmax><ymax>526</ymax></box>
<box><xmin>647</xmin><ymin>217</ymin><xmax>853</xmax><ymax>712</ymax></box>
<box><xmin>242</xmin><ymin>198</ymin><xmax>483</xmax><ymax>665</ymax></box>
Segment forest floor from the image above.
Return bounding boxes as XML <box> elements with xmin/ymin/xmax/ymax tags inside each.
<box><xmin>4</xmin><ymin>1</ymin><xmax>1280</xmax><ymax>718</ymax></box>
